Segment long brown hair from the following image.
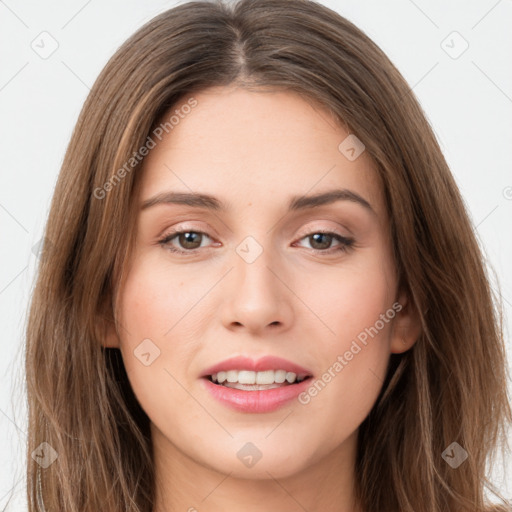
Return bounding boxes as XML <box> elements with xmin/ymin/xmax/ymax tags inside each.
<box><xmin>24</xmin><ymin>0</ymin><xmax>511</xmax><ymax>510</ymax></box>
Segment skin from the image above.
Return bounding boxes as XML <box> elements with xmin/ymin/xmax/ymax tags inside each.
<box><xmin>103</xmin><ymin>85</ymin><xmax>420</xmax><ymax>512</ymax></box>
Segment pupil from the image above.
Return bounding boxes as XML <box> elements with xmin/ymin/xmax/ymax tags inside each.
<box><xmin>311</xmin><ymin>233</ymin><xmax>331</xmax><ymax>250</ymax></box>
<box><xmin>180</xmin><ymin>232</ymin><xmax>201</xmax><ymax>249</ymax></box>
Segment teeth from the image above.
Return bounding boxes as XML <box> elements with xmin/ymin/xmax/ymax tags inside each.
<box><xmin>211</xmin><ymin>370</ymin><xmax>307</xmax><ymax>385</ymax></box>
<box><xmin>226</xmin><ymin>370</ymin><xmax>237</xmax><ymax>383</ymax></box>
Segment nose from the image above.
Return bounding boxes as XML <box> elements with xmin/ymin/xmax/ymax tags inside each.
<box><xmin>219</xmin><ymin>246</ymin><xmax>294</xmax><ymax>335</ymax></box>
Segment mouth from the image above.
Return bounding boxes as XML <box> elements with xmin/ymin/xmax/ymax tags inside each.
<box><xmin>204</xmin><ymin>369</ymin><xmax>313</xmax><ymax>391</ymax></box>
<box><xmin>200</xmin><ymin>355</ymin><xmax>314</xmax><ymax>412</ymax></box>
<box><xmin>201</xmin><ymin>372</ymin><xmax>314</xmax><ymax>413</ymax></box>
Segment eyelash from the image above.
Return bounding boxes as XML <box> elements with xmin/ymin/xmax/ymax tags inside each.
<box><xmin>157</xmin><ymin>229</ymin><xmax>355</xmax><ymax>256</ymax></box>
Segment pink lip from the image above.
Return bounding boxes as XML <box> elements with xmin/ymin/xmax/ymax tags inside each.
<box><xmin>200</xmin><ymin>355</ymin><xmax>312</xmax><ymax>379</ymax></box>
<box><xmin>199</xmin><ymin>355</ymin><xmax>313</xmax><ymax>414</ymax></box>
<box><xmin>201</xmin><ymin>376</ymin><xmax>312</xmax><ymax>413</ymax></box>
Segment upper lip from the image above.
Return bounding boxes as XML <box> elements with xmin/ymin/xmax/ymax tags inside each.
<box><xmin>200</xmin><ymin>356</ymin><xmax>313</xmax><ymax>379</ymax></box>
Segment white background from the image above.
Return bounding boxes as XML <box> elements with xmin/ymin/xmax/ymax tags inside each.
<box><xmin>1</xmin><ymin>0</ymin><xmax>511</xmax><ymax>509</ymax></box>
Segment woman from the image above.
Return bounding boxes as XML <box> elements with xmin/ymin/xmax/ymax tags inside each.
<box><xmin>24</xmin><ymin>0</ymin><xmax>511</xmax><ymax>510</ymax></box>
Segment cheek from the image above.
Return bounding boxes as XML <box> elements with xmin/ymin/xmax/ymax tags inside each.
<box><xmin>306</xmin><ymin>248</ymin><xmax>396</xmax><ymax>348</ymax></box>
<box><xmin>118</xmin><ymin>255</ymin><xmax>209</xmax><ymax>345</ymax></box>
<box><xmin>296</xmin><ymin>250</ymin><xmax>395</xmax><ymax>427</ymax></box>
<box><xmin>114</xmin><ymin>259</ymin><xmax>200</xmax><ymax>410</ymax></box>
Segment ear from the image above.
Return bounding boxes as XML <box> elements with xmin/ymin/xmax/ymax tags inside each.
<box><xmin>101</xmin><ymin>319</ymin><xmax>121</xmax><ymax>348</ymax></box>
<box><xmin>95</xmin><ymin>307</ymin><xmax>121</xmax><ymax>349</ymax></box>
<box><xmin>389</xmin><ymin>288</ymin><xmax>422</xmax><ymax>354</ymax></box>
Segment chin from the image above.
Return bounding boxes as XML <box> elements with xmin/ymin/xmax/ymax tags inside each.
<box><xmin>194</xmin><ymin>436</ymin><xmax>318</xmax><ymax>480</ymax></box>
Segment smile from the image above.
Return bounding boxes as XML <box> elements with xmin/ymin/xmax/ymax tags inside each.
<box><xmin>209</xmin><ymin>369</ymin><xmax>309</xmax><ymax>388</ymax></box>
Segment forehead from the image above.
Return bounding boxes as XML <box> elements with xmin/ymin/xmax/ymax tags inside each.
<box><xmin>139</xmin><ymin>86</ymin><xmax>384</xmax><ymax>217</ymax></box>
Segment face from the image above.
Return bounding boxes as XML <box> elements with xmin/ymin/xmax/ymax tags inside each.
<box><xmin>105</xmin><ymin>86</ymin><xmax>418</xmax><ymax>481</ymax></box>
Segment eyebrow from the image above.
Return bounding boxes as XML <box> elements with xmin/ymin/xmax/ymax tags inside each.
<box><xmin>140</xmin><ymin>188</ymin><xmax>375</xmax><ymax>215</ymax></box>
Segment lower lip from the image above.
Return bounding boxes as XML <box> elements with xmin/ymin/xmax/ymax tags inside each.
<box><xmin>201</xmin><ymin>377</ymin><xmax>312</xmax><ymax>413</ymax></box>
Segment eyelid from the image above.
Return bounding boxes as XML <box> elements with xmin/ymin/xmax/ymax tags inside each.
<box><xmin>157</xmin><ymin>220</ymin><xmax>214</xmax><ymax>238</ymax></box>
<box><xmin>295</xmin><ymin>223</ymin><xmax>349</xmax><ymax>239</ymax></box>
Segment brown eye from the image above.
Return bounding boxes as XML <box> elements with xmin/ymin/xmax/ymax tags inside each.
<box><xmin>308</xmin><ymin>233</ymin><xmax>333</xmax><ymax>250</ymax></box>
<box><xmin>159</xmin><ymin>230</ymin><xmax>213</xmax><ymax>253</ymax></box>
<box><xmin>296</xmin><ymin>231</ymin><xmax>355</xmax><ymax>254</ymax></box>
<box><xmin>177</xmin><ymin>232</ymin><xmax>203</xmax><ymax>250</ymax></box>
